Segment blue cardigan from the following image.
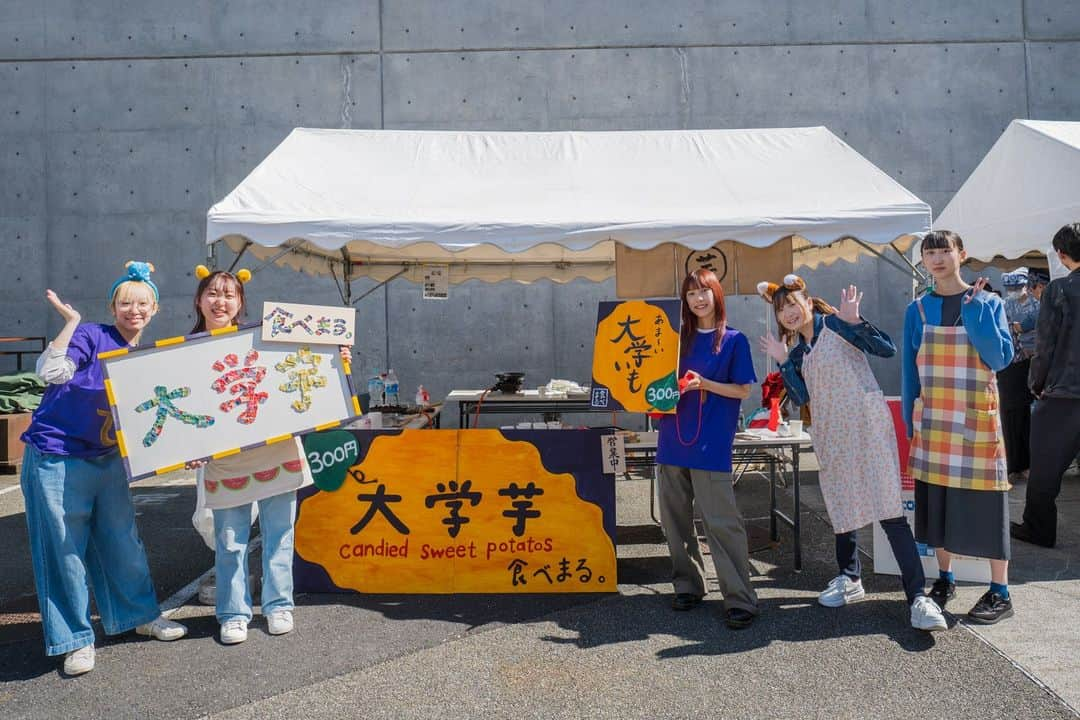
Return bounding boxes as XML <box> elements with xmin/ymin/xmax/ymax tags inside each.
<box><xmin>901</xmin><ymin>291</ymin><xmax>1014</xmax><ymax>437</ymax></box>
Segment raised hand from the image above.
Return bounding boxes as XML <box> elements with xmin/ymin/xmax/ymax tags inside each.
<box><xmin>45</xmin><ymin>289</ymin><xmax>81</xmax><ymax>325</ymax></box>
<box><xmin>837</xmin><ymin>284</ymin><xmax>863</xmax><ymax>323</ymax></box>
<box><xmin>758</xmin><ymin>333</ymin><xmax>789</xmax><ymax>365</ymax></box>
<box><xmin>965</xmin><ymin>277</ymin><xmax>989</xmax><ymax>303</ymax></box>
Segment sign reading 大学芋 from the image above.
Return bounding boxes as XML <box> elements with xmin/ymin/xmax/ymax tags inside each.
<box><xmin>261</xmin><ymin>302</ymin><xmax>356</xmax><ymax>345</ymax></box>
<box><xmin>590</xmin><ymin>299</ymin><xmax>682</xmax><ymax>414</ymax></box>
<box><xmin>101</xmin><ymin>324</ymin><xmax>359</xmax><ymax>481</ymax></box>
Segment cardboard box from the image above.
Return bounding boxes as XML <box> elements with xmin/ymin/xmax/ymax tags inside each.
<box><xmin>0</xmin><ymin>413</ymin><xmax>31</xmax><ymax>474</ymax></box>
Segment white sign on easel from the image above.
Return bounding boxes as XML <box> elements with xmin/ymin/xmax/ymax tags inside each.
<box><xmin>261</xmin><ymin>302</ymin><xmax>356</xmax><ymax>345</ymax></box>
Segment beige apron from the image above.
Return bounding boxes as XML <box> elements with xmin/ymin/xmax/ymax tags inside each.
<box><xmin>802</xmin><ymin>326</ymin><xmax>903</xmax><ymax>534</ymax></box>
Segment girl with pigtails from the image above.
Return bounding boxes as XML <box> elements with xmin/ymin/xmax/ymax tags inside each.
<box><xmin>758</xmin><ymin>274</ymin><xmax>948</xmax><ymax>631</ymax></box>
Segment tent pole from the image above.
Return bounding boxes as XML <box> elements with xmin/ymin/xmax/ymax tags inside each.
<box><xmin>207</xmin><ymin>239</ymin><xmax>218</xmax><ymax>268</ymax></box>
<box><xmin>384</xmin><ymin>283</ymin><xmax>390</xmax><ymax>372</ymax></box>
<box><xmin>226</xmin><ymin>241</ymin><xmax>251</xmax><ymax>273</ymax></box>
<box><xmin>341</xmin><ymin>248</ymin><xmax>352</xmax><ymax>306</ymax></box>
<box><xmin>849</xmin><ymin>237</ymin><xmax>923</xmax><ymax>280</ymax></box>
<box><xmin>351</xmin><ymin>268</ymin><xmax>408</xmax><ymax>304</ymax></box>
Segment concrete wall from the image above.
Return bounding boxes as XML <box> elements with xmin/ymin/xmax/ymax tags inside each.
<box><xmin>3</xmin><ymin>2</ymin><xmax>1079</xmax><ymax>425</ymax></box>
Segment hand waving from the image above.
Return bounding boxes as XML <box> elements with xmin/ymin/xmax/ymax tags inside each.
<box><xmin>964</xmin><ymin>277</ymin><xmax>989</xmax><ymax>303</ymax></box>
<box><xmin>758</xmin><ymin>333</ymin><xmax>789</xmax><ymax>365</ymax></box>
<box><xmin>837</xmin><ymin>284</ymin><xmax>862</xmax><ymax>324</ymax></box>
<box><xmin>45</xmin><ymin>289</ymin><xmax>81</xmax><ymax>325</ymax></box>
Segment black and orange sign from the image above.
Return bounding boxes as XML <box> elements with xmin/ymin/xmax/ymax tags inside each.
<box><xmin>589</xmin><ymin>299</ymin><xmax>681</xmax><ymax>413</ymax></box>
<box><xmin>293</xmin><ymin>429</ymin><xmax>617</xmax><ymax>594</ymax></box>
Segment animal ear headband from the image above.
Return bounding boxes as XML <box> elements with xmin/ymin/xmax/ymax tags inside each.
<box><xmin>756</xmin><ymin>274</ymin><xmax>806</xmax><ymax>303</ymax></box>
<box><xmin>195</xmin><ymin>265</ymin><xmax>251</xmax><ymax>284</ymax></box>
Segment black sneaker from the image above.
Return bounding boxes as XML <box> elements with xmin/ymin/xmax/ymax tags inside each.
<box><xmin>967</xmin><ymin>590</ymin><xmax>1014</xmax><ymax>624</ymax></box>
<box><xmin>671</xmin><ymin>593</ymin><xmax>703</xmax><ymax>611</ymax></box>
<box><xmin>725</xmin><ymin>607</ymin><xmax>756</xmax><ymax>630</ymax></box>
<box><xmin>928</xmin><ymin>578</ymin><xmax>956</xmax><ymax>610</ymax></box>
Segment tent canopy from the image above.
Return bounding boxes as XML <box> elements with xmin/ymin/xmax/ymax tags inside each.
<box><xmin>937</xmin><ymin>120</ymin><xmax>1080</xmax><ymax>263</ymax></box>
<box><xmin>206</xmin><ymin>127</ymin><xmax>929</xmax><ymax>286</ymax></box>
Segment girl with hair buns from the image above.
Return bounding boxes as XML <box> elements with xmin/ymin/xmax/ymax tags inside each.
<box><xmin>188</xmin><ymin>265</ymin><xmax>309</xmax><ymax>646</ymax></box>
<box><xmin>656</xmin><ymin>268</ymin><xmax>760</xmax><ymax>629</ymax></box>
<box><xmin>758</xmin><ymin>273</ymin><xmax>947</xmax><ymax>631</ymax></box>
<box><xmin>20</xmin><ymin>261</ymin><xmax>188</xmax><ymax>676</ymax></box>
<box><xmin>187</xmin><ymin>265</ymin><xmax>351</xmax><ymax>646</ymax></box>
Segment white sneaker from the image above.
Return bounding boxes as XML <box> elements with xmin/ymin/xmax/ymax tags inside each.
<box><xmin>818</xmin><ymin>575</ymin><xmax>866</xmax><ymax>607</ymax></box>
<box><xmin>220</xmin><ymin>618</ymin><xmax>249</xmax><ymax>644</ymax></box>
<box><xmin>910</xmin><ymin>595</ymin><xmax>949</xmax><ymax>631</ymax></box>
<box><xmin>266</xmin><ymin>610</ymin><xmax>294</xmax><ymax>636</ymax></box>
<box><xmin>135</xmin><ymin>615</ymin><xmax>188</xmax><ymax>641</ymax></box>
<box><xmin>63</xmin><ymin>644</ymin><xmax>95</xmax><ymax>676</ymax></box>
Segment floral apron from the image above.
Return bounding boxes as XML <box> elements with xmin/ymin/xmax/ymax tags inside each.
<box><xmin>908</xmin><ymin>299</ymin><xmax>1008</xmax><ymax>491</ymax></box>
<box><xmin>802</xmin><ymin>327</ymin><xmax>903</xmax><ymax>534</ymax></box>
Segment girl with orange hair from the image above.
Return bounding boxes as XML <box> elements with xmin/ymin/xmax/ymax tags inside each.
<box><xmin>655</xmin><ymin>269</ymin><xmax>760</xmax><ymax>629</ymax></box>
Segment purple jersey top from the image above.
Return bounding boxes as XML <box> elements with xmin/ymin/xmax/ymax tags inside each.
<box><xmin>656</xmin><ymin>327</ymin><xmax>757</xmax><ymax>472</ymax></box>
<box><xmin>22</xmin><ymin>323</ymin><xmax>129</xmax><ymax>457</ymax></box>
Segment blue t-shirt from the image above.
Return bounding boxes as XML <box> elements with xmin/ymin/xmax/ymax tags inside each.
<box><xmin>656</xmin><ymin>327</ymin><xmax>757</xmax><ymax>472</ymax></box>
<box><xmin>22</xmin><ymin>323</ymin><xmax>128</xmax><ymax>457</ymax></box>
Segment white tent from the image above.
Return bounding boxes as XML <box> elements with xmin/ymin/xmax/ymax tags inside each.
<box><xmin>206</xmin><ymin>127</ymin><xmax>930</xmax><ymax>299</ymax></box>
<box><xmin>936</xmin><ymin>119</ymin><xmax>1080</xmax><ymax>275</ymax></box>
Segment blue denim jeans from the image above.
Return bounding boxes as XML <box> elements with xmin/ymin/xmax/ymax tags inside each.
<box><xmin>213</xmin><ymin>491</ymin><xmax>296</xmax><ymax>623</ymax></box>
<box><xmin>836</xmin><ymin>516</ymin><xmax>926</xmax><ymax>604</ymax></box>
<box><xmin>20</xmin><ymin>446</ymin><xmax>161</xmax><ymax>656</ymax></box>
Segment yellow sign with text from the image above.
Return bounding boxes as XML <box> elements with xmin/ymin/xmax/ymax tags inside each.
<box><xmin>294</xmin><ymin>429</ymin><xmax>617</xmax><ymax>593</ymax></box>
<box><xmin>590</xmin><ymin>299</ymin><xmax>682</xmax><ymax>413</ymax></box>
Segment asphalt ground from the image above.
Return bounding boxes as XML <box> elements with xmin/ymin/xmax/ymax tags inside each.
<box><xmin>0</xmin><ymin>463</ymin><xmax>1077</xmax><ymax>719</ymax></box>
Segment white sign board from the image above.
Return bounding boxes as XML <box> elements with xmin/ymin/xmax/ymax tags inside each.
<box><xmin>422</xmin><ymin>265</ymin><xmax>449</xmax><ymax>300</ymax></box>
<box><xmin>261</xmin><ymin>302</ymin><xmax>356</xmax><ymax>345</ymax></box>
<box><xmin>102</xmin><ymin>324</ymin><xmax>360</xmax><ymax>480</ymax></box>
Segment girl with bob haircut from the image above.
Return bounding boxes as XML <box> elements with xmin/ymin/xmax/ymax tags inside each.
<box><xmin>902</xmin><ymin>230</ymin><xmax>1015</xmax><ymax>624</ymax></box>
<box><xmin>655</xmin><ymin>268</ymin><xmax>760</xmax><ymax>629</ymax></box>
<box><xmin>20</xmin><ymin>261</ymin><xmax>188</xmax><ymax>676</ymax></box>
<box><xmin>758</xmin><ymin>274</ymin><xmax>946</xmax><ymax>631</ymax></box>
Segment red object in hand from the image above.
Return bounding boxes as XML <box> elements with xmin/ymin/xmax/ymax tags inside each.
<box><xmin>767</xmin><ymin>397</ymin><xmax>781</xmax><ymax>432</ymax></box>
<box><xmin>677</xmin><ymin>371</ymin><xmax>695</xmax><ymax>392</ymax></box>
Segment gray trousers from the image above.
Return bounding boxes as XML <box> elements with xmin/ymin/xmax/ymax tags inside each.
<box><xmin>657</xmin><ymin>464</ymin><xmax>759</xmax><ymax>614</ymax></box>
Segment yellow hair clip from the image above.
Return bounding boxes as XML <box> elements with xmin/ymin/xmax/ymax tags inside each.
<box><xmin>195</xmin><ymin>265</ymin><xmax>211</xmax><ymax>280</ymax></box>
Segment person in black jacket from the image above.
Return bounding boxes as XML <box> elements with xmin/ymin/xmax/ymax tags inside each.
<box><xmin>1011</xmin><ymin>223</ymin><xmax>1080</xmax><ymax>548</ymax></box>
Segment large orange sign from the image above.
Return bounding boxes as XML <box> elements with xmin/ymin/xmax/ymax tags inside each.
<box><xmin>590</xmin><ymin>299</ymin><xmax>682</xmax><ymax>413</ymax></box>
<box><xmin>294</xmin><ymin>429</ymin><xmax>617</xmax><ymax>593</ymax></box>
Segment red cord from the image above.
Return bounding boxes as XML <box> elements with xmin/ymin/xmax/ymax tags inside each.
<box><xmin>473</xmin><ymin>389</ymin><xmax>491</xmax><ymax>428</ymax></box>
<box><xmin>675</xmin><ymin>390</ymin><xmax>706</xmax><ymax>447</ymax></box>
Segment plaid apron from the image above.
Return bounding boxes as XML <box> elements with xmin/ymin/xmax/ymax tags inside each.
<box><xmin>909</xmin><ymin>298</ymin><xmax>1008</xmax><ymax>491</ymax></box>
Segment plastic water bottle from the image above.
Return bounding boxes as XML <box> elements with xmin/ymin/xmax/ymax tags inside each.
<box><xmin>384</xmin><ymin>369</ymin><xmax>400</xmax><ymax>406</ymax></box>
<box><xmin>368</xmin><ymin>371</ymin><xmax>384</xmax><ymax>407</ymax></box>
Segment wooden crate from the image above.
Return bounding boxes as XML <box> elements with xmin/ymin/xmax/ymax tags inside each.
<box><xmin>0</xmin><ymin>413</ymin><xmax>32</xmax><ymax>474</ymax></box>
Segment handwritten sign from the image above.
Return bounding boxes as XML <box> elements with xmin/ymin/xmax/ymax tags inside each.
<box><xmin>422</xmin><ymin>265</ymin><xmax>449</xmax><ymax>300</ymax></box>
<box><xmin>600</xmin><ymin>433</ymin><xmax>626</xmax><ymax>475</ymax></box>
<box><xmin>261</xmin><ymin>302</ymin><xmax>356</xmax><ymax>345</ymax></box>
<box><xmin>101</xmin><ymin>324</ymin><xmax>359</xmax><ymax>481</ymax></box>
<box><xmin>589</xmin><ymin>299</ymin><xmax>681</xmax><ymax>413</ymax></box>
<box><xmin>293</xmin><ymin>429</ymin><xmax>617</xmax><ymax>594</ymax></box>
